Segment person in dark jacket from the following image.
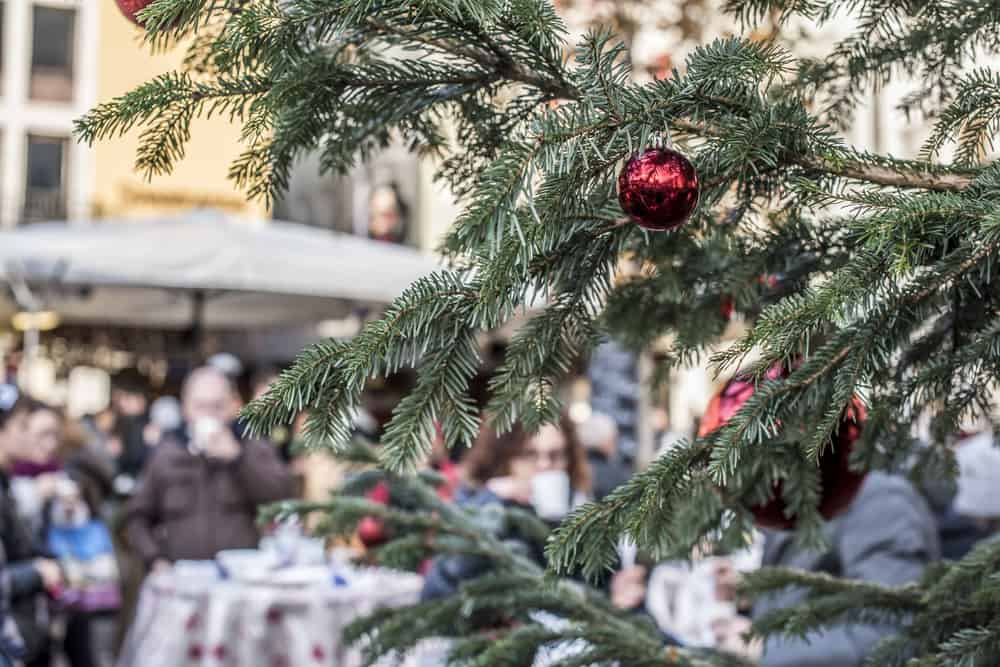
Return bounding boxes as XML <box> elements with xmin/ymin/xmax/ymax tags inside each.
<box><xmin>125</xmin><ymin>367</ymin><xmax>294</xmax><ymax>570</ymax></box>
<box><xmin>0</xmin><ymin>386</ymin><xmax>25</xmax><ymax>667</ymax></box>
<box><xmin>751</xmin><ymin>472</ymin><xmax>940</xmax><ymax>667</ymax></box>
<box><xmin>107</xmin><ymin>370</ymin><xmax>150</xmax><ymax>484</ymax></box>
<box><xmin>0</xmin><ymin>387</ymin><xmax>63</xmax><ymax>666</ymax></box>
<box><xmin>576</xmin><ymin>412</ymin><xmax>631</xmax><ymax>501</ymax></box>
<box><xmin>0</xmin><ymin>544</ymin><xmax>22</xmax><ymax>667</ymax></box>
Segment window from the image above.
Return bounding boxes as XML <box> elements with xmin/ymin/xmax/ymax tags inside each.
<box><xmin>29</xmin><ymin>6</ymin><xmax>75</xmax><ymax>103</ymax></box>
<box><xmin>23</xmin><ymin>134</ymin><xmax>67</xmax><ymax>222</ymax></box>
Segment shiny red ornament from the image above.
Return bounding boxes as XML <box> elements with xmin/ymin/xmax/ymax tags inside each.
<box><xmin>115</xmin><ymin>0</ymin><xmax>177</xmax><ymax>27</ymax></box>
<box><xmin>115</xmin><ymin>0</ymin><xmax>152</xmax><ymax>25</ymax></box>
<box><xmin>357</xmin><ymin>516</ymin><xmax>388</xmax><ymax>548</ymax></box>
<box><xmin>618</xmin><ymin>147</ymin><xmax>699</xmax><ymax>231</ymax></box>
<box><xmin>698</xmin><ymin>367</ymin><xmax>867</xmax><ymax>530</ymax></box>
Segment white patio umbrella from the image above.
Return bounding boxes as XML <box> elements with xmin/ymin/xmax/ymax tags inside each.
<box><xmin>0</xmin><ymin>209</ymin><xmax>440</xmax><ymax>332</ymax></box>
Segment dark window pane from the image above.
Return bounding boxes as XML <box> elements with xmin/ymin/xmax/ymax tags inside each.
<box><xmin>27</xmin><ymin>136</ymin><xmax>63</xmax><ymax>189</ymax></box>
<box><xmin>32</xmin><ymin>7</ymin><xmax>73</xmax><ymax>67</ymax></box>
<box><xmin>24</xmin><ymin>135</ymin><xmax>67</xmax><ymax>222</ymax></box>
<box><xmin>29</xmin><ymin>7</ymin><xmax>74</xmax><ymax>102</ymax></box>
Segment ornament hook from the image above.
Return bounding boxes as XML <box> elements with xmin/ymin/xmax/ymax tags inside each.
<box><xmin>652</xmin><ymin>127</ymin><xmax>674</xmax><ymax>150</ymax></box>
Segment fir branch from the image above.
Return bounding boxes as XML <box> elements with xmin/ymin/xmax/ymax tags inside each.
<box><xmin>740</xmin><ymin>567</ymin><xmax>924</xmax><ymax>610</ymax></box>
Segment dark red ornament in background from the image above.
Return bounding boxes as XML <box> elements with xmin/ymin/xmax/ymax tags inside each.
<box><xmin>698</xmin><ymin>367</ymin><xmax>867</xmax><ymax>530</ymax></box>
<box><xmin>356</xmin><ymin>516</ymin><xmax>388</xmax><ymax>548</ymax></box>
<box><xmin>115</xmin><ymin>0</ymin><xmax>153</xmax><ymax>25</ymax></box>
<box><xmin>719</xmin><ymin>295</ymin><xmax>735</xmax><ymax>321</ymax></box>
<box><xmin>618</xmin><ymin>147</ymin><xmax>699</xmax><ymax>231</ymax></box>
<box><xmin>115</xmin><ymin>0</ymin><xmax>178</xmax><ymax>27</ymax></box>
<box><xmin>356</xmin><ymin>482</ymin><xmax>391</xmax><ymax>548</ymax></box>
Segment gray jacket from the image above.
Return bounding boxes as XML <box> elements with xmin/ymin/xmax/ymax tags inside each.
<box><xmin>753</xmin><ymin>472</ymin><xmax>940</xmax><ymax>667</ymax></box>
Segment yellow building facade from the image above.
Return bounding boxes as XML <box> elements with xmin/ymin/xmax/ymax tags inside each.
<box><xmin>94</xmin><ymin>3</ymin><xmax>266</xmax><ymax>219</ymax></box>
<box><xmin>0</xmin><ymin>0</ymin><xmax>265</xmax><ymax>226</ymax></box>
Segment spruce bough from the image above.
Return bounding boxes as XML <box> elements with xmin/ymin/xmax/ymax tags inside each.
<box><xmin>81</xmin><ymin>0</ymin><xmax>1000</xmax><ymax>664</ymax></box>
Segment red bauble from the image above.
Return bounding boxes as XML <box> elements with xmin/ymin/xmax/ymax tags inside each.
<box><xmin>357</xmin><ymin>516</ymin><xmax>388</xmax><ymax>548</ymax></box>
<box><xmin>115</xmin><ymin>0</ymin><xmax>177</xmax><ymax>27</ymax></box>
<box><xmin>699</xmin><ymin>368</ymin><xmax>867</xmax><ymax>530</ymax></box>
<box><xmin>115</xmin><ymin>0</ymin><xmax>151</xmax><ymax>25</ymax></box>
<box><xmin>618</xmin><ymin>147</ymin><xmax>699</xmax><ymax>231</ymax></box>
<box><xmin>719</xmin><ymin>295</ymin><xmax>735</xmax><ymax>321</ymax></box>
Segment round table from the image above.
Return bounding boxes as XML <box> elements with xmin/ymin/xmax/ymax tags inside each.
<box><xmin>117</xmin><ymin>566</ymin><xmax>424</xmax><ymax>667</ymax></box>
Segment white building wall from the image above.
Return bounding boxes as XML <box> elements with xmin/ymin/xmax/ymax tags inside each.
<box><xmin>0</xmin><ymin>0</ymin><xmax>97</xmax><ymax>228</ymax></box>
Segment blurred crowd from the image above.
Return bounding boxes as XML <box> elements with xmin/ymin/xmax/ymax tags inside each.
<box><xmin>0</xmin><ymin>351</ymin><xmax>996</xmax><ymax>667</ymax></box>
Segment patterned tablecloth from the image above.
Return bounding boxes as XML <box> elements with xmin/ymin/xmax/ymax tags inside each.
<box><xmin>117</xmin><ymin>566</ymin><xmax>425</xmax><ymax>667</ymax></box>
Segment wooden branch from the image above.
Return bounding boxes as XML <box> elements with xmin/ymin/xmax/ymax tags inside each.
<box><xmin>668</xmin><ymin>117</ymin><xmax>975</xmax><ymax>193</ymax></box>
<box><xmin>797</xmin><ymin>158</ymin><xmax>974</xmax><ymax>192</ymax></box>
<box><xmin>366</xmin><ymin>17</ymin><xmax>975</xmax><ymax>193</ymax></box>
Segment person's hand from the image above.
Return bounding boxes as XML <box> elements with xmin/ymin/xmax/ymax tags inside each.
<box><xmin>202</xmin><ymin>427</ymin><xmax>241</xmax><ymax>462</ymax></box>
<box><xmin>33</xmin><ymin>559</ymin><xmax>63</xmax><ymax>593</ymax></box>
<box><xmin>713</xmin><ymin>558</ymin><xmax>740</xmax><ymax>602</ymax></box>
<box><xmin>610</xmin><ymin>565</ymin><xmax>647</xmax><ymax>610</ymax></box>
<box><xmin>151</xmin><ymin>559</ymin><xmax>172</xmax><ymax>575</ymax></box>
<box><xmin>105</xmin><ymin>436</ymin><xmax>123</xmax><ymax>459</ymax></box>
<box><xmin>142</xmin><ymin>423</ymin><xmax>162</xmax><ymax>447</ymax></box>
<box><xmin>711</xmin><ymin>615</ymin><xmax>759</xmax><ymax>657</ymax></box>
<box><xmin>486</xmin><ymin>476</ymin><xmax>532</xmax><ymax>505</ymax></box>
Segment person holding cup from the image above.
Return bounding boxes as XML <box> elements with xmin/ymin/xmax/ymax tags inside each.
<box><xmin>422</xmin><ymin>417</ymin><xmax>653</xmax><ymax>614</ymax></box>
<box><xmin>124</xmin><ymin>366</ymin><xmax>294</xmax><ymax>574</ymax></box>
<box><xmin>421</xmin><ymin>417</ymin><xmax>590</xmax><ymax>601</ymax></box>
<box><xmin>463</xmin><ymin>417</ymin><xmax>591</xmax><ymax>521</ymax></box>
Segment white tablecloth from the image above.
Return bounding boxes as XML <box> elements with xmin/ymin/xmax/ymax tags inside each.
<box><xmin>117</xmin><ymin>567</ymin><xmax>424</xmax><ymax>667</ymax></box>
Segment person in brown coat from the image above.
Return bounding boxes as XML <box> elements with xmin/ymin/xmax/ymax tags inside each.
<box><xmin>125</xmin><ymin>366</ymin><xmax>293</xmax><ymax>572</ymax></box>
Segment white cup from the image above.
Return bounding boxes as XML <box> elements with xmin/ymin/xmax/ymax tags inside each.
<box><xmin>190</xmin><ymin>417</ymin><xmax>223</xmax><ymax>455</ymax></box>
<box><xmin>531</xmin><ymin>470</ymin><xmax>572</xmax><ymax>521</ymax></box>
<box><xmin>618</xmin><ymin>538</ymin><xmax>638</xmax><ymax>569</ymax></box>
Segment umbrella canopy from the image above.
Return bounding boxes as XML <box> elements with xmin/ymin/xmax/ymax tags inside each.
<box><xmin>0</xmin><ymin>210</ymin><xmax>440</xmax><ymax>330</ymax></box>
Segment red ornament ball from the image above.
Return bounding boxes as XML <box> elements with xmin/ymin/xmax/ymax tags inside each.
<box><xmin>698</xmin><ymin>367</ymin><xmax>867</xmax><ymax>530</ymax></box>
<box><xmin>357</xmin><ymin>516</ymin><xmax>388</xmax><ymax>548</ymax></box>
<box><xmin>719</xmin><ymin>295</ymin><xmax>735</xmax><ymax>321</ymax></box>
<box><xmin>115</xmin><ymin>0</ymin><xmax>152</xmax><ymax>25</ymax></box>
<box><xmin>618</xmin><ymin>147</ymin><xmax>699</xmax><ymax>231</ymax></box>
<box><xmin>115</xmin><ymin>0</ymin><xmax>178</xmax><ymax>27</ymax></box>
